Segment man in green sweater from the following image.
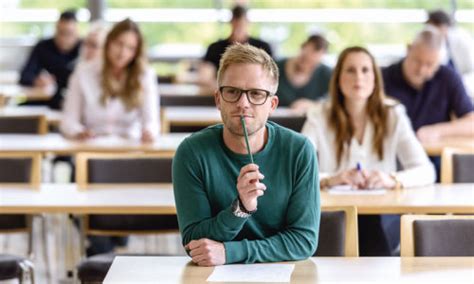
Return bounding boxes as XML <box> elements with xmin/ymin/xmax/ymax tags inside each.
<box><xmin>173</xmin><ymin>43</ymin><xmax>320</xmax><ymax>266</ymax></box>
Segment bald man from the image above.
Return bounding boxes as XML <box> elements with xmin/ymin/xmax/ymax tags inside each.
<box><xmin>382</xmin><ymin>27</ymin><xmax>474</xmax><ymax>144</ymax></box>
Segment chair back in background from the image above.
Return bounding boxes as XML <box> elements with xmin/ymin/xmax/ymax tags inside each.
<box><xmin>401</xmin><ymin>215</ymin><xmax>474</xmax><ymax>256</ymax></box>
<box><xmin>0</xmin><ymin>115</ymin><xmax>47</xmax><ymax>134</ymax></box>
<box><xmin>75</xmin><ymin>152</ymin><xmax>178</xmax><ymax>237</ymax></box>
<box><xmin>314</xmin><ymin>206</ymin><xmax>358</xmax><ymax>257</ymax></box>
<box><xmin>441</xmin><ymin>147</ymin><xmax>474</xmax><ymax>183</ymax></box>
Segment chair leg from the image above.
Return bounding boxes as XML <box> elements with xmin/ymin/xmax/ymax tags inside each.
<box><xmin>27</xmin><ymin>216</ymin><xmax>34</xmax><ymax>260</ymax></box>
<box><xmin>40</xmin><ymin>215</ymin><xmax>51</xmax><ymax>282</ymax></box>
<box><xmin>19</xmin><ymin>259</ymin><xmax>35</xmax><ymax>284</ymax></box>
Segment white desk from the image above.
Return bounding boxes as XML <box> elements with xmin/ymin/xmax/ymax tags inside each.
<box><xmin>103</xmin><ymin>256</ymin><xmax>474</xmax><ymax>283</ymax></box>
<box><xmin>161</xmin><ymin>106</ymin><xmax>303</xmax><ymax>132</ymax></box>
<box><xmin>0</xmin><ymin>133</ymin><xmax>188</xmax><ymax>154</ymax></box>
<box><xmin>1</xmin><ymin>183</ymin><xmax>473</xmax><ymax>215</ymax></box>
<box><xmin>0</xmin><ymin>84</ymin><xmax>54</xmax><ymax>106</ymax></box>
<box><xmin>0</xmin><ymin>105</ymin><xmax>62</xmax><ymax>125</ymax></box>
<box><xmin>159</xmin><ymin>83</ymin><xmax>202</xmax><ymax>96</ymax></box>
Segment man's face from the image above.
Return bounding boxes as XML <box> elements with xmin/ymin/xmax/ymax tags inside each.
<box><xmin>230</xmin><ymin>17</ymin><xmax>249</xmax><ymax>42</ymax></box>
<box><xmin>296</xmin><ymin>43</ymin><xmax>324</xmax><ymax>73</ymax></box>
<box><xmin>403</xmin><ymin>44</ymin><xmax>440</xmax><ymax>88</ymax></box>
<box><xmin>55</xmin><ymin>20</ymin><xmax>79</xmax><ymax>52</ymax></box>
<box><xmin>215</xmin><ymin>63</ymin><xmax>278</xmax><ymax>137</ymax></box>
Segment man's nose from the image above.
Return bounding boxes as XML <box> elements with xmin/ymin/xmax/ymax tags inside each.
<box><xmin>236</xmin><ymin>91</ymin><xmax>251</xmax><ymax>107</ymax></box>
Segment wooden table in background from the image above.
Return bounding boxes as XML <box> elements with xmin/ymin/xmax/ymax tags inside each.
<box><xmin>0</xmin><ymin>84</ymin><xmax>54</xmax><ymax>106</ymax></box>
<box><xmin>0</xmin><ymin>133</ymin><xmax>189</xmax><ymax>155</ymax></box>
<box><xmin>161</xmin><ymin>106</ymin><xmax>303</xmax><ymax>132</ymax></box>
<box><xmin>422</xmin><ymin>137</ymin><xmax>474</xmax><ymax>156</ymax></box>
<box><xmin>1</xmin><ymin>183</ymin><xmax>472</xmax><ymax>215</ymax></box>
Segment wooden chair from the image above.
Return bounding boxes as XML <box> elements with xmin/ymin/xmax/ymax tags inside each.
<box><xmin>314</xmin><ymin>206</ymin><xmax>358</xmax><ymax>257</ymax></box>
<box><xmin>401</xmin><ymin>214</ymin><xmax>474</xmax><ymax>256</ymax></box>
<box><xmin>441</xmin><ymin>147</ymin><xmax>474</xmax><ymax>183</ymax></box>
<box><xmin>75</xmin><ymin>152</ymin><xmax>178</xmax><ymax>283</ymax></box>
<box><xmin>0</xmin><ymin>153</ymin><xmax>41</xmax><ymax>283</ymax></box>
<box><xmin>0</xmin><ymin>115</ymin><xmax>47</xmax><ymax>134</ymax></box>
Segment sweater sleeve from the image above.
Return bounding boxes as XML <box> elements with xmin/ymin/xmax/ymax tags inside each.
<box><xmin>172</xmin><ymin>139</ymin><xmax>249</xmax><ymax>246</ymax></box>
<box><xmin>394</xmin><ymin>106</ymin><xmax>436</xmax><ymax>187</ymax></box>
<box><xmin>224</xmin><ymin>140</ymin><xmax>320</xmax><ymax>263</ymax></box>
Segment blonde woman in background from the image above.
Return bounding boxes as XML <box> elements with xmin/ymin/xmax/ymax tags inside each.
<box><xmin>301</xmin><ymin>46</ymin><xmax>435</xmax><ymax>256</ymax></box>
<box><xmin>61</xmin><ymin>18</ymin><xmax>159</xmax><ymax>143</ymax></box>
<box><xmin>78</xmin><ymin>21</ymin><xmax>108</xmax><ymax>64</ymax></box>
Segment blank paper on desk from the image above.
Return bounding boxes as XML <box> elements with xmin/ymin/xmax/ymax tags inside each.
<box><xmin>207</xmin><ymin>263</ymin><xmax>295</xmax><ymax>282</ymax></box>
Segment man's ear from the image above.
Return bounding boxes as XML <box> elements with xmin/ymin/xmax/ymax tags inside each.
<box><xmin>214</xmin><ymin>90</ymin><xmax>221</xmax><ymax>111</ymax></box>
<box><xmin>270</xmin><ymin>95</ymin><xmax>279</xmax><ymax>112</ymax></box>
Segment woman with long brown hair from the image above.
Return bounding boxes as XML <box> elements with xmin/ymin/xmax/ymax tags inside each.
<box><xmin>302</xmin><ymin>46</ymin><xmax>435</xmax><ymax>255</ymax></box>
<box><xmin>61</xmin><ymin>18</ymin><xmax>159</xmax><ymax>142</ymax></box>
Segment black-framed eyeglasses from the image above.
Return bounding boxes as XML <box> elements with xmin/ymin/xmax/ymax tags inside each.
<box><xmin>219</xmin><ymin>86</ymin><xmax>273</xmax><ymax>105</ymax></box>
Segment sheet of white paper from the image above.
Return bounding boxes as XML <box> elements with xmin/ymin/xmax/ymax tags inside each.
<box><xmin>328</xmin><ymin>185</ymin><xmax>387</xmax><ymax>195</ymax></box>
<box><xmin>206</xmin><ymin>263</ymin><xmax>295</xmax><ymax>282</ymax></box>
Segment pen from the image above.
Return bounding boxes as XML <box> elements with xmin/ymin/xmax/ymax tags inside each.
<box><xmin>240</xmin><ymin>115</ymin><xmax>254</xmax><ymax>164</ymax></box>
<box><xmin>356</xmin><ymin>162</ymin><xmax>362</xmax><ymax>172</ymax></box>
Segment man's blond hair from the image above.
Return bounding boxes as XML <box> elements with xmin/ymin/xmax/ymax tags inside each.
<box><xmin>217</xmin><ymin>43</ymin><xmax>279</xmax><ymax>91</ymax></box>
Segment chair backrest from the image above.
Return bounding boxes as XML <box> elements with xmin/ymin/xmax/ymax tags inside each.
<box><xmin>0</xmin><ymin>115</ymin><xmax>47</xmax><ymax>134</ymax></box>
<box><xmin>0</xmin><ymin>152</ymin><xmax>41</xmax><ymax>187</ymax></box>
<box><xmin>314</xmin><ymin>206</ymin><xmax>358</xmax><ymax>257</ymax></box>
<box><xmin>0</xmin><ymin>153</ymin><xmax>39</xmax><ymax>236</ymax></box>
<box><xmin>75</xmin><ymin>152</ymin><xmax>178</xmax><ymax>237</ymax></box>
<box><xmin>401</xmin><ymin>215</ymin><xmax>474</xmax><ymax>256</ymax></box>
<box><xmin>76</xmin><ymin>152</ymin><xmax>174</xmax><ymax>188</ymax></box>
<box><xmin>268</xmin><ymin>116</ymin><xmax>307</xmax><ymax>132</ymax></box>
<box><xmin>441</xmin><ymin>147</ymin><xmax>474</xmax><ymax>183</ymax></box>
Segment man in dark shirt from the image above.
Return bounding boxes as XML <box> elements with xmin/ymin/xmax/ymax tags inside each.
<box><xmin>383</xmin><ymin>27</ymin><xmax>474</xmax><ymax>143</ymax></box>
<box><xmin>198</xmin><ymin>5</ymin><xmax>273</xmax><ymax>93</ymax></box>
<box><xmin>19</xmin><ymin>10</ymin><xmax>81</xmax><ymax>109</ymax></box>
<box><xmin>383</xmin><ymin>27</ymin><xmax>474</xmax><ymax>185</ymax></box>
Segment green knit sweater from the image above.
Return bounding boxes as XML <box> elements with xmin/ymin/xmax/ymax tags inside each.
<box><xmin>172</xmin><ymin>121</ymin><xmax>320</xmax><ymax>264</ymax></box>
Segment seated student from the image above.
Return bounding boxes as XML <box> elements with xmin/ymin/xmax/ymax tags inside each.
<box><xmin>198</xmin><ymin>5</ymin><xmax>273</xmax><ymax>93</ymax></box>
<box><xmin>302</xmin><ymin>46</ymin><xmax>435</xmax><ymax>256</ymax></box>
<box><xmin>19</xmin><ymin>10</ymin><xmax>81</xmax><ymax>109</ymax></box>
<box><xmin>61</xmin><ymin>18</ymin><xmax>159</xmax><ymax>143</ymax></box>
<box><xmin>426</xmin><ymin>9</ymin><xmax>474</xmax><ymax>97</ymax></box>
<box><xmin>382</xmin><ymin>27</ymin><xmax>474</xmax><ymax>179</ymax></box>
<box><xmin>173</xmin><ymin>43</ymin><xmax>320</xmax><ymax>266</ymax></box>
<box><xmin>77</xmin><ymin>21</ymin><xmax>108</xmax><ymax>66</ymax></box>
<box><xmin>61</xmin><ymin>19</ymin><xmax>159</xmax><ymax>256</ymax></box>
<box><xmin>276</xmin><ymin>34</ymin><xmax>332</xmax><ymax>114</ymax></box>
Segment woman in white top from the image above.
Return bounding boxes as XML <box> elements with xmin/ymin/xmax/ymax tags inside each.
<box><xmin>301</xmin><ymin>46</ymin><xmax>435</xmax><ymax>256</ymax></box>
<box><xmin>61</xmin><ymin>18</ymin><xmax>159</xmax><ymax>142</ymax></box>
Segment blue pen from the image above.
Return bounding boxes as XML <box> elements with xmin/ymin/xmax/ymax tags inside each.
<box><xmin>356</xmin><ymin>162</ymin><xmax>362</xmax><ymax>172</ymax></box>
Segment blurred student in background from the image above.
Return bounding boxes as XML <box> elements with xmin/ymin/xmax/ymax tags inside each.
<box><xmin>19</xmin><ymin>9</ymin><xmax>81</xmax><ymax>109</ymax></box>
<box><xmin>198</xmin><ymin>5</ymin><xmax>273</xmax><ymax>93</ymax></box>
<box><xmin>61</xmin><ymin>18</ymin><xmax>159</xmax><ymax>144</ymax></box>
<box><xmin>61</xmin><ymin>18</ymin><xmax>159</xmax><ymax>256</ymax></box>
<box><xmin>78</xmin><ymin>21</ymin><xmax>108</xmax><ymax>66</ymax></box>
<box><xmin>426</xmin><ymin>9</ymin><xmax>474</xmax><ymax>97</ymax></box>
<box><xmin>276</xmin><ymin>34</ymin><xmax>332</xmax><ymax>114</ymax></box>
<box><xmin>382</xmin><ymin>28</ymin><xmax>474</xmax><ymax>180</ymax></box>
<box><xmin>302</xmin><ymin>46</ymin><xmax>435</xmax><ymax>256</ymax></box>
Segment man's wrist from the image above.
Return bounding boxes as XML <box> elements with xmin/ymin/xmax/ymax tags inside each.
<box><xmin>238</xmin><ymin>197</ymin><xmax>257</xmax><ymax>214</ymax></box>
<box><xmin>232</xmin><ymin>198</ymin><xmax>256</xmax><ymax>218</ymax></box>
